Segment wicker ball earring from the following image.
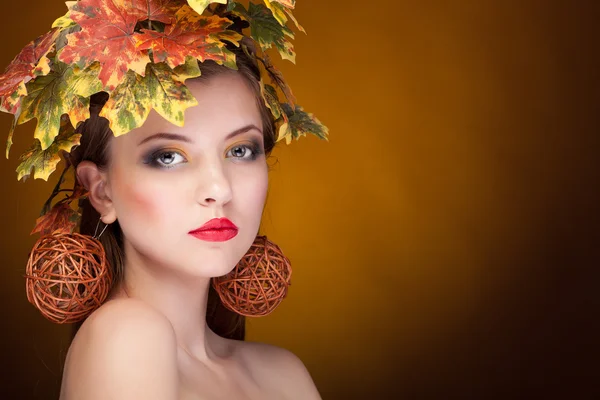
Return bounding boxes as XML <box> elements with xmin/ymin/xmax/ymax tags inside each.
<box><xmin>25</xmin><ymin>219</ymin><xmax>113</xmax><ymax>324</ymax></box>
<box><xmin>212</xmin><ymin>235</ymin><xmax>292</xmax><ymax>317</ymax></box>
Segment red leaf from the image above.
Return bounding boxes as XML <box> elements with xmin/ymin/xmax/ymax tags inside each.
<box><xmin>57</xmin><ymin>0</ymin><xmax>180</xmax><ymax>89</ymax></box>
<box><xmin>136</xmin><ymin>15</ymin><xmax>235</xmax><ymax>69</ymax></box>
<box><xmin>0</xmin><ymin>29</ymin><xmax>59</xmax><ymax>114</ymax></box>
<box><xmin>129</xmin><ymin>0</ymin><xmax>182</xmax><ymax>24</ymax></box>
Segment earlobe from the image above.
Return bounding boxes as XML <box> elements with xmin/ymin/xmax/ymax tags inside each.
<box><xmin>76</xmin><ymin>161</ymin><xmax>117</xmax><ymax>224</ymax></box>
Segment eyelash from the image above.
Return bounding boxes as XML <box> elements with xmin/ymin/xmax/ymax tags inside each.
<box><xmin>143</xmin><ymin>142</ymin><xmax>264</xmax><ymax>169</ymax></box>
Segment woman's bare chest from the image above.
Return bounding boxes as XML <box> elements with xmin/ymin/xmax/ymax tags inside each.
<box><xmin>177</xmin><ymin>357</ymin><xmax>282</xmax><ymax>400</ymax></box>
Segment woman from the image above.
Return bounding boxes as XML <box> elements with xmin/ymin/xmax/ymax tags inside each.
<box><xmin>61</xmin><ymin>55</ymin><xmax>321</xmax><ymax>400</ymax></box>
<box><xmin>0</xmin><ymin>0</ymin><xmax>327</xmax><ymax>398</ymax></box>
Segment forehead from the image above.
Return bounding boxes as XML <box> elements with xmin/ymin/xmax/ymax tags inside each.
<box><xmin>112</xmin><ymin>72</ymin><xmax>262</xmax><ymax>146</ymax></box>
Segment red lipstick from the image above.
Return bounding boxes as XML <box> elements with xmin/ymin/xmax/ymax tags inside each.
<box><xmin>189</xmin><ymin>218</ymin><xmax>238</xmax><ymax>242</ymax></box>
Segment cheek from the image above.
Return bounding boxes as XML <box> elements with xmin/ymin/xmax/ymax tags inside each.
<box><xmin>237</xmin><ymin>167</ymin><xmax>268</xmax><ymax>211</ymax></box>
<box><xmin>111</xmin><ymin>166</ymin><xmax>178</xmax><ymax>221</ymax></box>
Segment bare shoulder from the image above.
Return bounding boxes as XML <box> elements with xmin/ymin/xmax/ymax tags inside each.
<box><xmin>60</xmin><ymin>298</ymin><xmax>178</xmax><ymax>400</ymax></box>
<box><xmin>236</xmin><ymin>341</ymin><xmax>321</xmax><ymax>399</ymax></box>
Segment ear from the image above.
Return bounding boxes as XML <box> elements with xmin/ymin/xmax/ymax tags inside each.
<box><xmin>76</xmin><ymin>161</ymin><xmax>117</xmax><ymax>224</ymax></box>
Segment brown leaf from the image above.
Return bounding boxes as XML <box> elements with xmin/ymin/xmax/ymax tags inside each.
<box><xmin>31</xmin><ymin>202</ymin><xmax>80</xmax><ymax>235</ymax></box>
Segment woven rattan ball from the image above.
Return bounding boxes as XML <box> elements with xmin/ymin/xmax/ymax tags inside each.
<box><xmin>212</xmin><ymin>235</ymin><xmax>292</xmax><ymax>317</ymax></box>
<box><xmin>25</xmin><ymin>232</ymin><xmax>112</xmax><ymax>324</ymax></box>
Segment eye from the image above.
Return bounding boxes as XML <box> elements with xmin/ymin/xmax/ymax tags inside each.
<box><xmin>145</xmin><ymin>150</ymin><xmax>187</xmax><ymax>169</ymax></box>
<box><xmin>226</xmin><ymin>144</ymin><xmax>259</xmax><ymax>160</ymax></box>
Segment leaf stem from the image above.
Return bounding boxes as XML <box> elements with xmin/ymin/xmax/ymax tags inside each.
<box><xmin>40</xmin><ymin>163</ymin><xmax>71</xmax><ymax>216</ymax></box>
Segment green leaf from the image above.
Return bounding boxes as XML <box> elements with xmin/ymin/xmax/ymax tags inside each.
<box><xmin>260</xmin><ymin>81</ymin><xmax>282</xmax><ymax>120</ymax></box>
<box><xmin>18</xmin><ymin>62</ymin><xmax>103</xmax><ymax>150</ymax></box>
<box><xmin>263</xmin><ymin>0</ymin><xmax>287</xmax><ymax>27</ymax></box>
<box><xmin>263</xmin><ymin>0</ymin><xmax>305</xmax><ymax>33</ymax></box>
<box><xmin>278</xmin><ymin>104</ymin><xmax>329</xmax><ymax>144</ymax></box>
<box><xmin>234</xmin><ymin>2</ymin><xmax>296</xmax><ymax>63</ymax></box>
<box><xmin>16</xmin><ymin>123</ymin><xmax>81</xmax><ymax>181</ymax></box>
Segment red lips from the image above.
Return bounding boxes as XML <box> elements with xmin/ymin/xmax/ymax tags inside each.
<box><xmin>189</xmin><ymin>218</ymin><xmax>238</xmax><ymax>242</ymax></box>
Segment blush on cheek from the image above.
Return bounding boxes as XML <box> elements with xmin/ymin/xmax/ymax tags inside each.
<box><xmin>114</xmin><ymin>168</ymin><xmax>161</xmax><ymax>219</ymax></box>
<box><xmin>129</xmin><ymin>187</ymin><xmax>157</xmax><ymax>215</ymax></box>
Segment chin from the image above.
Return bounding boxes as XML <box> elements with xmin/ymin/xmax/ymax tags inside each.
<box><xmin>179</xmin><ymin>251</ymin><xmax>241</xmax><ymax>279</ymax></box>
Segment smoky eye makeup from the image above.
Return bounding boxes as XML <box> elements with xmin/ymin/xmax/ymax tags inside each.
<box><xmin>140</xmin><ymin>136</ymin><xmax>265</xmax><ymax>169</ymax></box>
<box><xmin>226</xmin><ymin>138</ymin><xmax>265</xmax><ymax>160</ymax></box>
<box><xmin>142</xmin><ymin>148</ymin><xmax>188</xmax><ymax>169</ymax></box>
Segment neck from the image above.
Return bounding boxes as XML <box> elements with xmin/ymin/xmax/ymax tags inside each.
<box><xmin>112</xmin><ymin>246</ymin><xmax>225</xmax><ymax>362</ymax></box>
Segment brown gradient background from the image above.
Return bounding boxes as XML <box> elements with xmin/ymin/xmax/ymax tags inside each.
<box><xmin>0</xmin><ymin>1</ymin><xmax>598</xmax><ymax>399</ymax></box>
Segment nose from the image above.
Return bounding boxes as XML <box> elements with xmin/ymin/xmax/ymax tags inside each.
<box><xmin>195</xmin><ymin>157</ymin><xmax>233</xmax><ymax>207</ymax></box>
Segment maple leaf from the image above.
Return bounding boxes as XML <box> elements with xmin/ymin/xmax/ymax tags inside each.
<box><xmin>260</xmin><ymin>81</ymin><xmax>283</xmax><ymax>120</ymax></box>
<box><xmin>101</xmin><ymin>59</ymin><xmax>200</xmax><ymax>136</ymax></box>
<box><xmin>277</xmin><ymin>104</ymin><xmax>329</xmax><ymax>144</ymax></box>
<box><xmin>52</xmin><ymin>1</ymin><xmax>79</xmax><ymax>29</ymax></box>
<box><xmin>31</xmin><ymin>202</ymin><xmax>80</xmax><ymax>236</ymax></box>
<box><xmin>258</xmin><ymin>53</ymin><xmax>295</xmax><ymax>107</ymax></box>
<box><xmin>136</xmin><ymin>14</ymin><xmax>237</xmax><ymax>69</ymax></box>
<box><xmin>232</xmin><ymin>2</ymin><xmax>296</xmax><ymax>63</ymax></box>
<box><xmin>270</xmin><ymin>0</ymin><xmax>295</xmax><ymax>7</ymax></box>
<box><xmin>18</xmin><ymin>62</ymin><xmax>102</xmax><ymax>150</ymax></box>
<box><xmin>263</xmin><ymin>0</ymin><xmax>287</xmax><ymax>27</ymax></box>
<box><xmin>98</xmin><ymin>70</ymin><xmax>149</xmax><ymax>137</ymax></box>
<box><xmin>5</xmin><ymin>113</ymin><xmax>19</xmax><ymax>159</ymax></box>
<box><xmin>187</xmin><ymin>0</ymin><xmax>227</xmax><ymax>16</ymax></box>
<box><xmin>16</xmin><ymin>123</ymin><xmax>82</xmax><ymax>181</ymax></box>
<box><xmin>176</xmin><ymin>4</ymin><xmax>204</xmax><ymax>24</ymax></box>
<box><xmin>0</xmin><ymin>29</ymin><xmax>60</xmax><ymax>114</ymax></box>
<box><xmin>130</xmin><ymin>0</ymin><xmax>181</xmax><ymax>24</ymax></box>
<box><xmin>57</xmin><ymin>0</ymin><xmax>163</xmax><ymax>90</ymax></box>
<box><xmin>263</xmin><ymin>0</ymin><xmax>304</xmax><ymax>33</ymax></box>
<box><xmin>143</xmin><ymin>62</ymin><xmax>201</xmax><ymax>127</ymax></box>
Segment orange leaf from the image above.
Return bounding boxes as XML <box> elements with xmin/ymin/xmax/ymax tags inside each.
<box><xmin>31</xmin><ymin>203</ymin><xmax>80</xmax><ymax>236</ymax></box>
<box><xmin>57</xmin><ymin>0</ymin><xmax>180</xmax><ymax>89</ymax></box>
<box><xmin>136</xmin><ymin>15</ymin><xmax>236</xmax><ymax>69</ymax></box>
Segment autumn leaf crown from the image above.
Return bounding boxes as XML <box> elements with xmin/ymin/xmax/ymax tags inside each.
<box><xmin>0</xmin><ymin>0</ymin><xmax>328</xmax><ymax>183</ymax></box>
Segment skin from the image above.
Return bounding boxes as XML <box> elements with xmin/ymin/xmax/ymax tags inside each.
<box><xmin>60</xmin><ymin>73</ymin><xmax>321</xmax><ymax>400</ymax></box>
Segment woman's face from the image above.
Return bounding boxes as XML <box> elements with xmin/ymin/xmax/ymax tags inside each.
<box><xmin>104</xmin><ymin>73</ymin><xmax>268</xmax><ymax>278</ymax></box>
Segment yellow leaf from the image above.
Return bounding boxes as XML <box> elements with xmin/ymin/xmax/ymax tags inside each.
<box><xmin>101</xmin><ymin>60</ymin><xmax>200</xmax><ymax>137</ymax></box>
<box><xmin>5</xmin><ymin>114</ymin><xmax>18</xmax><ymax>159</ymax></box>
<box><xmin>263</xmin><ymin>0</ymin><xmax>287</xmax><ymax>26</ymax></box>
<box><xmin>18</xmin><ymin>62</ymin><xmax>102</xmax><ymax>150</ymax></box>
<box><xmin>99</xmin><ymin>71</ymin><xmax>149</xmax><ymax>137</ymax></box>
<box><xmin>144</xmin><ymin>62</ymin><xmax>199</xmax><ymax>127</ymax></box>
<box><xmin>187</xmin><ymin>0</ymin><xmax>227</xmax><ymax>15</ymax></box>
<box><xmin>260</xmin><ymin>81</ymin><xmax>283</xmax><ymax>120</ymax></box>
<box><xmin>16</xmin><ymin>124</ymin><xmax>81</xmax><ymax>181</ymax></box>
<box><xmin>52</xmin><ymin>12</ymin><xmax>75</xmax><ymax>29</ymax></box>
<box><xmin>284</xmin><ymin>6</ymin><xmax>305</xmax><ymax>33</ymax></box>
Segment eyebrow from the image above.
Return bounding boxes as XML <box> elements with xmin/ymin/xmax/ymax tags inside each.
<box><xmin>138</xmin><ymin>124</ymin><xmax>263</xmax><ymax>146</ymax></box>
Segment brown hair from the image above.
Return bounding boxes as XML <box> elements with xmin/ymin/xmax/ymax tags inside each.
<box><xmin>70</xmin><ymin>50</ymin><xmax>277</xmax><ymax>340</ymax></box>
